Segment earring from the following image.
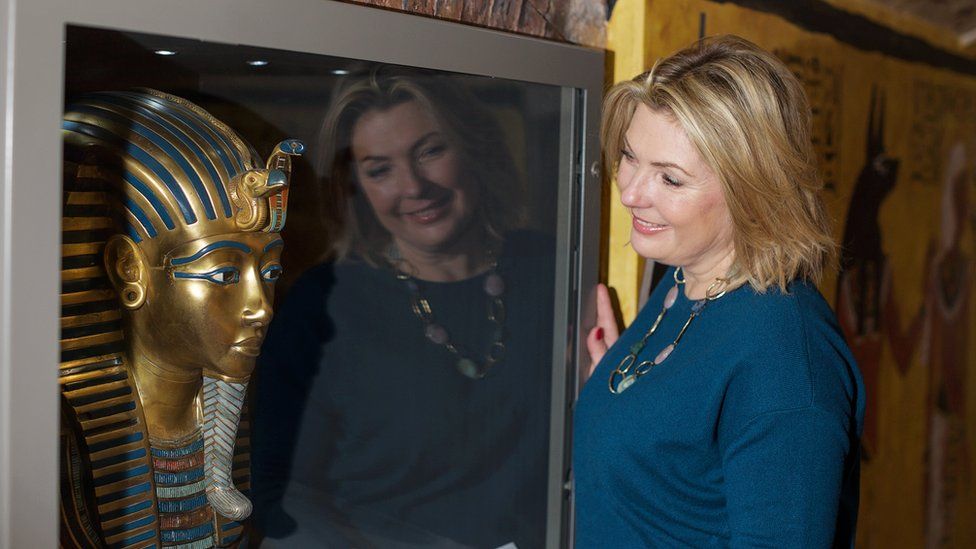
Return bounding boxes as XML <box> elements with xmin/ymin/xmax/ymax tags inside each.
<box><xmin>120</xmin><ymin>284</ymin><xmax>145</xmax><ymax>309</ymax></box>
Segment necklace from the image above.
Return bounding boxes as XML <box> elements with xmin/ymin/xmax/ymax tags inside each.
<box><xmin>608</xmin><ymin>267</ymin><xmax>728</xmax><ymax>394</ymax></box>
<box><xmin>389</xmin><ymin>249</ymin><xmax>506</xmax><ymax>379</ymax></box>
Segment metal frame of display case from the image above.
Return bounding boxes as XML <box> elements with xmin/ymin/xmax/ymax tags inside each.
<box><xmin>0</xmin><ymin>1</ymin><xmax>603</xmax><ymax>546</ymax></box>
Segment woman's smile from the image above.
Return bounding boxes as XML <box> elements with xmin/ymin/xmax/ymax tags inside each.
<box><xmin>631</xmin><ymin>214</ymin><xmax>670</xmax><ymax>235</ymax></box>
<box><xmin>402</xmin><ymin>194</ymin><xmax>452</xmax><ymax>224</ymax></box>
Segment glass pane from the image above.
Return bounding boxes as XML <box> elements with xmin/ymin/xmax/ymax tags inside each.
<box><xmin>61</xmin><ymin>25</ymin><xmax>568</xmax><ymax>549</ymax></box>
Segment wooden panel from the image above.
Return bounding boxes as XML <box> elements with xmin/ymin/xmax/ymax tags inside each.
<box><xmin>340</xmin><ymin>0</ymin><xmax>608</xmax><ymax>47</ymax></box>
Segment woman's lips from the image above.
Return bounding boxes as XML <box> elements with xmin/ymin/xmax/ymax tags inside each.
<box><xmin>403</xmin><ymin>196</ymin><xmax>451</xmax><ymax>224</ymax></box>
<box><xmin>632</xmin><ymin>215</ymin><xmax>670</xmax><ymax>235</ymax></box>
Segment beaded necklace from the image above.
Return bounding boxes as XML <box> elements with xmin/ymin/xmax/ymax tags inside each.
<box><xmin>608</xmin><ymin>268</ymin><xmax>728</xmax><ymax>394</ymax></box>
<box><xmin>389</xmin><ymin>248</ymin><xmax>506</xmax><ymax>379</ymax></box>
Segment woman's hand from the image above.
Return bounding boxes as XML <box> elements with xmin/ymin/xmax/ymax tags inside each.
<box><xmin>585</xmin><ymin>283</ymin><xmax>620</xmax><ymax>379</ymax></box>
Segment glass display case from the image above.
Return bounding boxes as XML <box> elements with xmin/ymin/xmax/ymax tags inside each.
<box><xmin>0</xmin><ymin>1</ymin><xmax>602</xmax><ymax>547</ymax></box>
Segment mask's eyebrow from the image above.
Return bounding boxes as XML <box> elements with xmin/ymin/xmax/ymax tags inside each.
<box><xmin>263</xmin><ymin>238</ymin><xmax>284</xmax><ymax>253</ymax></box>
<box><xmin>170</xmin><ymin>240</ymin><xmax>252</xmax><ymax>266</ymax></box>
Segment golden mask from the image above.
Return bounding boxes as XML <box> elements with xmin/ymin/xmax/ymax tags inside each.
<box><xmin>59</xmin><ymin>89</ymin><xmax>303</xmax><ymax>547</ymax></box>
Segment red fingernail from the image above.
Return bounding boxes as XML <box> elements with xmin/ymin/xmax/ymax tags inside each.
<box><xmin>595</xmin><ymin>327</ymin><xmax>604</xmax><ymax>340</ymax></box>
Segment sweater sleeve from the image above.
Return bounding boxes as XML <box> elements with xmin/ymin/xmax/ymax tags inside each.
<box><xmin>720</xmin><ymin>405</ymin><xmax>851</xmax><ymax>548</ymax></box>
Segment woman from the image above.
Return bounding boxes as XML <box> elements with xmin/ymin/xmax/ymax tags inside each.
<box><xmin>575</xmin><ymin>35</ymin><xmax>865</xmax><ymax>547</ymax></box>
<box><xmin>252</xmin><ymin>68</ymin><xmax>554</xmax><ymax>548</ymax></box>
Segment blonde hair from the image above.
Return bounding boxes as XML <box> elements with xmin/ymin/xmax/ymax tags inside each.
<box><xmin>602</xmin><ymin>35</ymin><xmax>837</xmax><ymax>292</ymax></box>
<box><xmin>317</xmin><ymin>67</ymin><xmax>525</xmax><ymax>265</ymax></box>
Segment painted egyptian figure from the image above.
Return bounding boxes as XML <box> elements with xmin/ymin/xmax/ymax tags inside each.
<box><xmin>59</xmin><ymin>89</ymin><xmax>302</xmax><ymax>548</ymax></box>
<box><xmin>922</xmin><ymin>140</ymin><xmax>973</xmax><ymax>548</ymax></box>
<box><xmin>836</xmin><ymin>87</ymin><xmax>925</xmax><ymax>458</ymax></box>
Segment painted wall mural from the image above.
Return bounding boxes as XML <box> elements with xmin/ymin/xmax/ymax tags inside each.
<box><xmin>910</xmin><ymin>83</ymin><xmax>976</xmax><ymax>189</ymax></box>
<box><xmin>921</xmin><ymin>136</ymin><xmax>973</xmax><ymax>548</ymax></box>
<box><xmin>775</xmin><ymin>49</ymin><xmax>843</xmax><ymax>192</ymax></box>
<box><xmin>607</xmin><ymin>1</ymin><xmax>976</xmax><ymax>547</ymax></box>
<box><xmin>836</xmin><ymin>86</ymin><xmax>924</xmax><ymax>459</ymax></box>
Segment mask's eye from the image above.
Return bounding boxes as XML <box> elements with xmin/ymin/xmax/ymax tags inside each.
<box><xmin>205</xmin><ymin>267</ymin><xmax>240</xmax><ymax>285</ymax></box>
<box><xmin>261</xmin><ymin>264</ymin><xmax>283</xmax><ymax>283</ymax></box>
<box><xmin>174</xmin><ymin>267</ymin><xmax>240</xmax><ymax>285</ymax></box>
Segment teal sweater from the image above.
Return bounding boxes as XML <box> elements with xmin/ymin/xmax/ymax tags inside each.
<box><xmin>574</xmin><ymin>271</ymin><xmax>864</xmax><ymax>548</ymax></box>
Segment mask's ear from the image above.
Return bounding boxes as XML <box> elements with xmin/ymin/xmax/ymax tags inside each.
<box><xmin>103</xmin><ymin>235</ymin><xmax>149</xmax><ymax>310</ymax></box>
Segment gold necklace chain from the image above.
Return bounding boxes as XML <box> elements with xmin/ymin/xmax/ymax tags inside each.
<box><xmin>608</xmin><ymin>268</ymin><xmax>728</xmax><ymax>394</ymax></box>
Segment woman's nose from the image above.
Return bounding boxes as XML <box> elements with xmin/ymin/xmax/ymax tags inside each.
<box><xmin>401</xmin><ymin>163</ymin><xmax>431</xmax><ymax>197</ymax></box>
<box><xmin>619</xmin><ymin>169</ymin><xmax>650</xmax><ymax>209</ymax></box>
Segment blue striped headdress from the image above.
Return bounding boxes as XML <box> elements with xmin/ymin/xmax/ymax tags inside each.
<box><xmin>62</xmin><ymin>89</ymin><xmax>303</xmax><ymax>245</ymax></box>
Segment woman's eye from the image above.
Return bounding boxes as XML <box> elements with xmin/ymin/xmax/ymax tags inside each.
<box><xmin>621</xmin><ymin>149</ymin><xmax>636</xmax><ymax>163</ymax></box>
<box><xmin>261</xmin><ymin>265</ymin><xmax>283</xmax><ymax>283</ymax></box>
<box><xmin>418</xmin><ymin>144</ymin><xmax>446</xmax><ymax>161</ymax></box>
<box><xmin>662</xmin><ymin>174</ymin><xmax>682</xmax><ymax>187</ymax></box>
<box><xmin>363</xmin><ymin>164</ymin><xmax>391</xmax><ymax>180</ymax></box>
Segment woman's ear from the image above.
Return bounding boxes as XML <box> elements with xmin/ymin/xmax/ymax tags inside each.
<box><xmin>103</xmin><ymin>235</ymin><xmax>149</xmax><ymax>310</ymax></box>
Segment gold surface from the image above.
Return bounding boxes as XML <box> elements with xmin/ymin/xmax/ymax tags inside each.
<box><xmin>62</xmin><ymin>217</ymin><xmax>114</xmax><ymax>231</ymax></box>
<box><xmin>61</xmin><ymin>310</ymin><xmax>121</xmax><ymax>329</ymax></box>
<box><xmin>66</xmin><ymin>191</ymin><xmax>110</xmax><ymax>205</ymax></box>
<box><xmin>61</xmin><ymin>266</ymin><xmax>106</xmax><ymax>281</ymax></box>
<box><xmin>60</xmin><ymin>288</ymin><xmax>116</xmax><ymax>307</ymax></box>
<box><xmin>58</xmin><ymin>353</ymin><xmax>122</xmax><ymax>377</ymax></box>
<box><xmin>60</xmin><ymin>331</ymin><xmax>124</xmax><ymax>351</ymax></box>
<box><xmin>62</xmin><ymin>242</ymin><xmax>105</xmax><ymax>256</ymax></box>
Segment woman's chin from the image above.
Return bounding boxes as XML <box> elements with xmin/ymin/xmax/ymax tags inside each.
<box><xmin>395</xmin><ymin>217</ymin><xmax>483</xmax><ymax>257</ymax></box>
<box><xmin>630</xmin><ymin>237</ymin><xmax>672</xmax><ymax>262</ymax></box>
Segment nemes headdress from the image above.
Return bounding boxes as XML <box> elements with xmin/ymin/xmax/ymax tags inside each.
<box><xmin>62</xmin><ymin>89</ymin><xmax>303</xmax><ymax>250</ymax></box>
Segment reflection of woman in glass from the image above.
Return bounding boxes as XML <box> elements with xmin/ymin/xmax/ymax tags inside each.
<box><xmin>252</xmin><ymin>69</ymin><xmax>554</xmax><ymax>548</ymax></box>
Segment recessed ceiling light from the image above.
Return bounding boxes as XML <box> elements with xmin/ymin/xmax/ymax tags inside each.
<box><xmin>247</xmin><ymin>60</ymin><xmax>269</xmax><ymax>67</ymax></box>
<box><xmin>154</xmin><ymin>49</ymin><xmax>178</xmax><ymax>56</ymax></box>
<box><xmin>331</xmin><ymin>69</ymin><xmax>350</xmax><ymax>75</ymax></box>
